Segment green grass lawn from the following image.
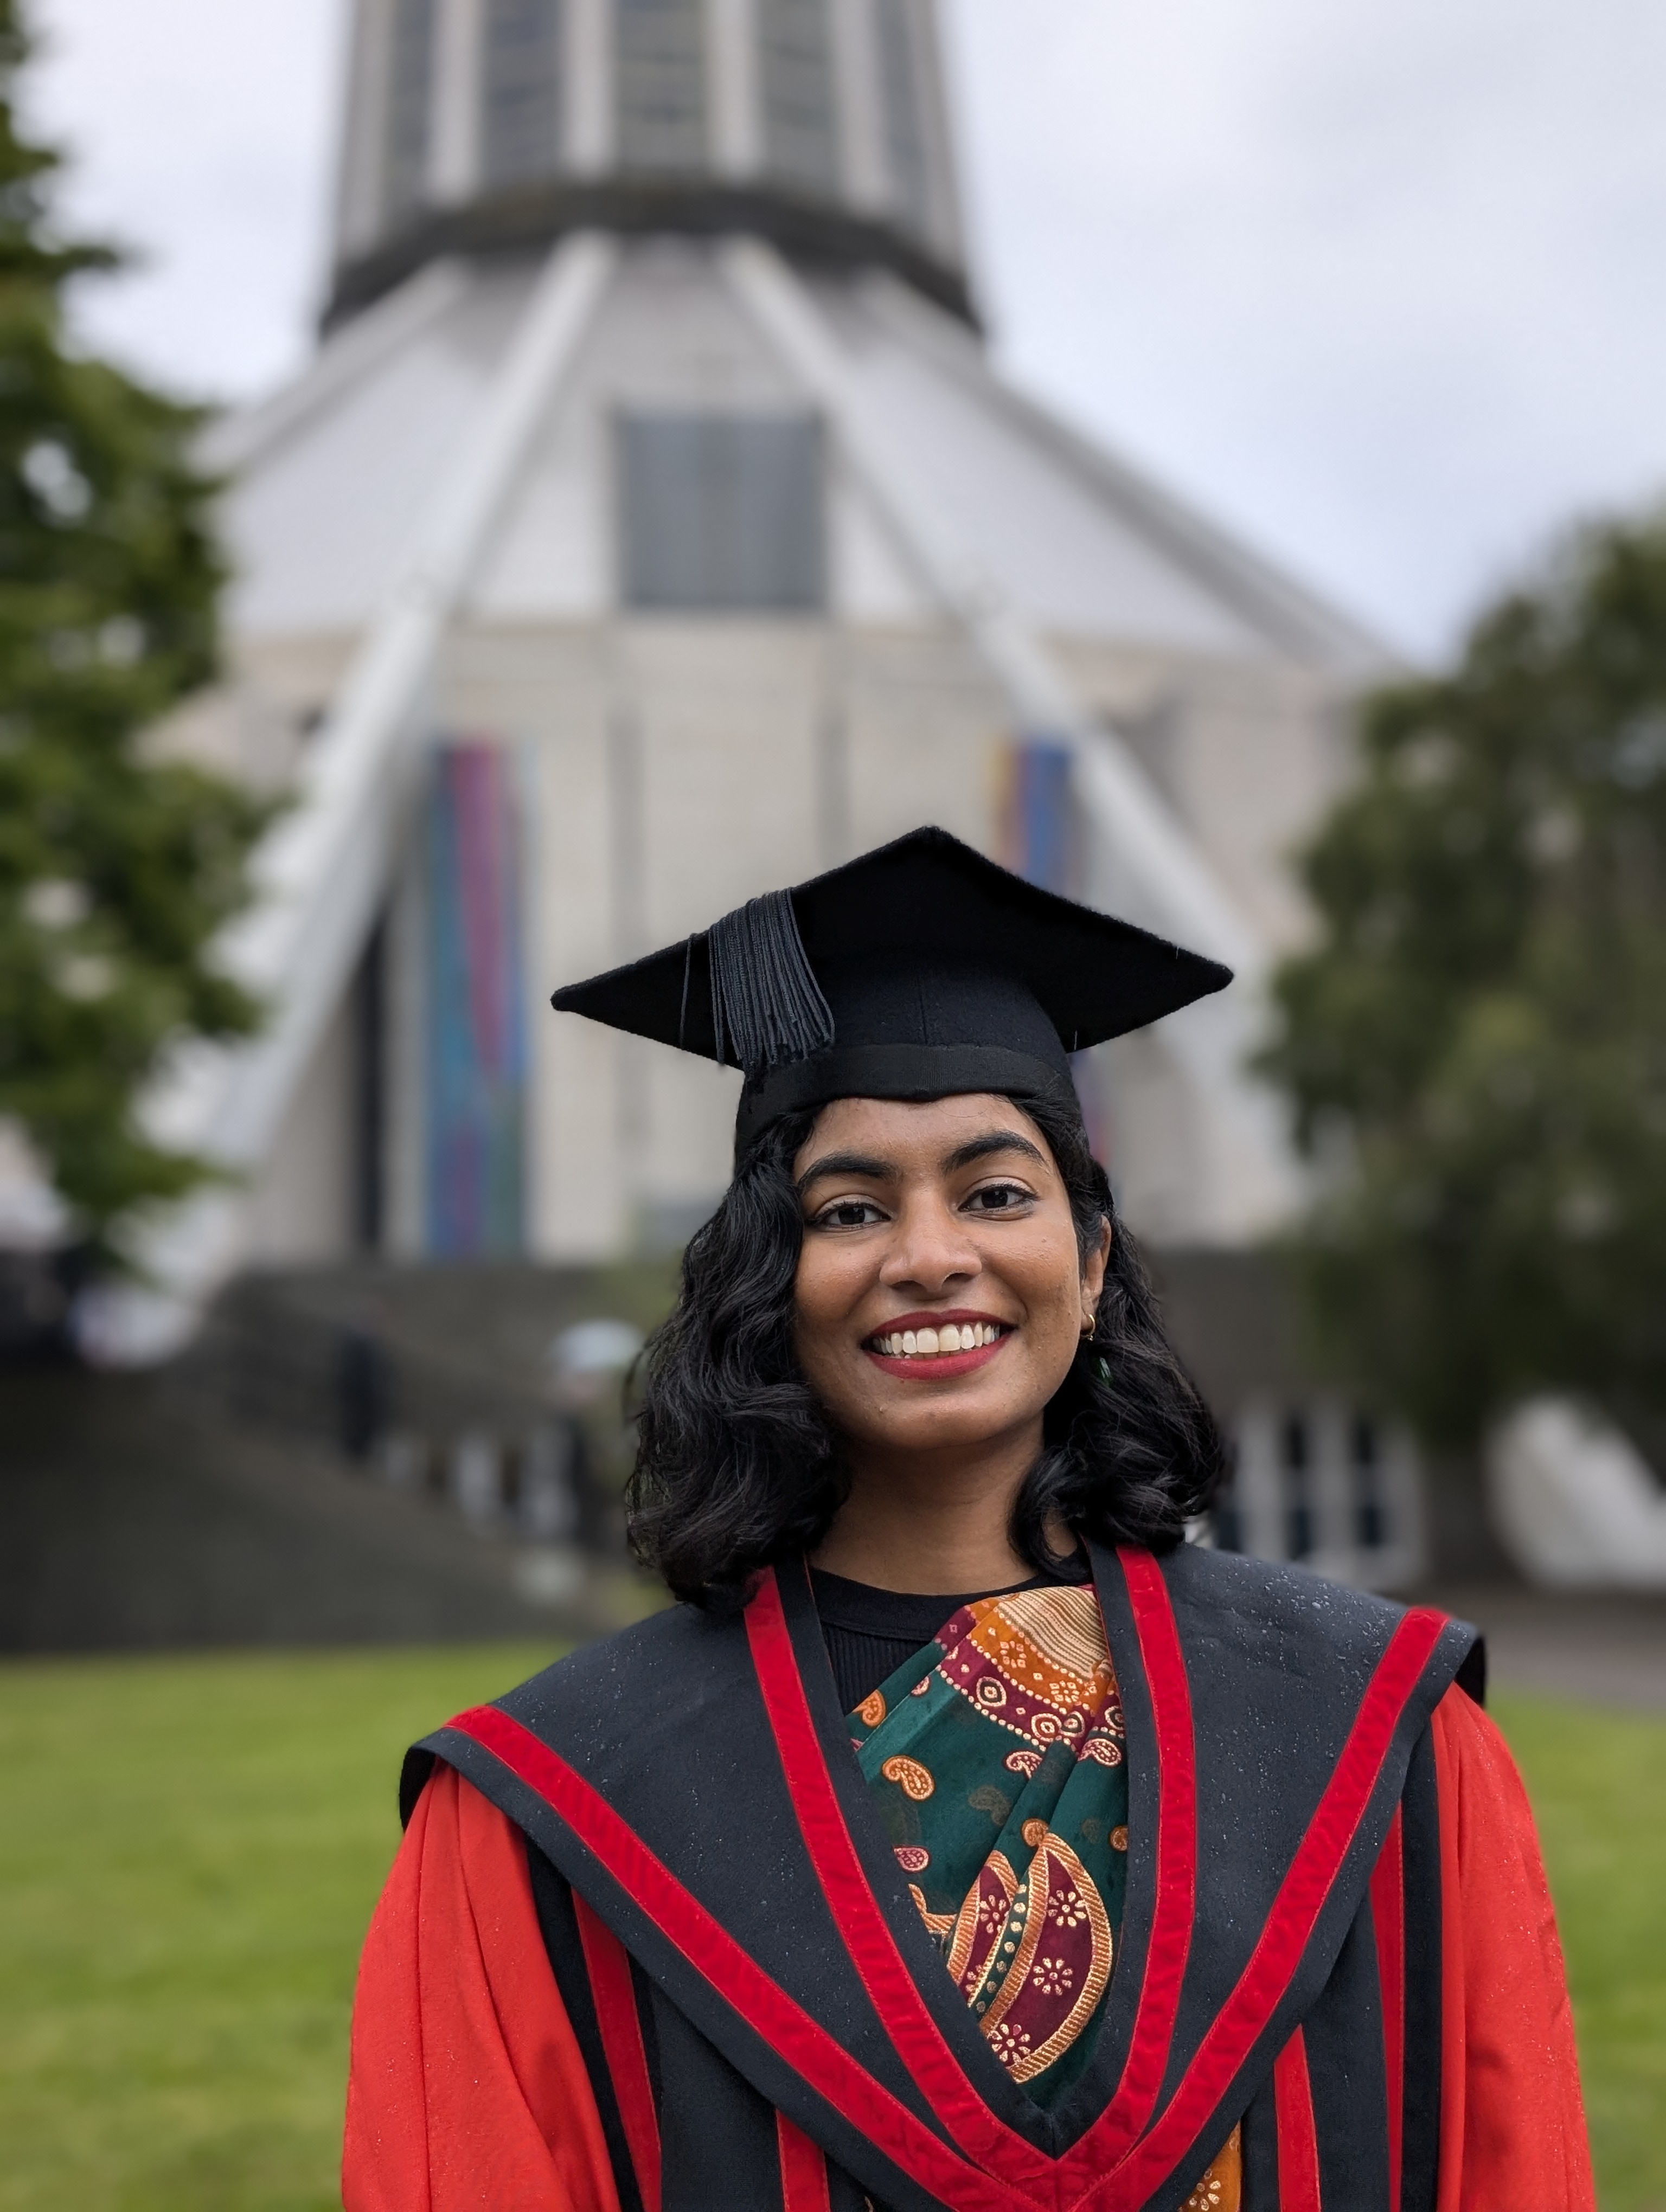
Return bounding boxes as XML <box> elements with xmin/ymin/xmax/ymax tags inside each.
<box><xmin>0</xmin><ymin>1652</ymin><xmax>1660</xmax><ymax>2211</ymax></box>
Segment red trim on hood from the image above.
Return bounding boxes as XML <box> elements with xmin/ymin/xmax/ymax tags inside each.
<box><xmin>744</xmin><ymin>1568</ymin><xmax>1055</xmax><ymax>2189</ymax></box>
<box><xmin>776</xmin><ymin>2113</ymin><xmax>834</xmax><ymax>2212</ymax></box>
<box><xmin>1097</xmin><ymin>1608</ymin><xmax>1449</xmax><ymax>2211</ymax></box>
<box><xmin>1370</xmin><ymin>1809</ymin><xmax>1406</xmax><ymax>2212</ymax></box>
<box><xmin>444</xmin><ymin>1702</ymin><xmax>1040</xmax><ymax>2212</ymax></box>
<box><xmin>576</xmin><ymin>1892</ymin><xmax>662</xmax><ymax>2212</ymax></box>
<box><xmin>1273</xmin><ymin>2028</ymin><xmax>1324</xmax><ymax>2211</ymax></box>
<box><xmin>1058</xmin><ymin>1547</ymin><xmax>1200</xmax><ymax>2188</ymax></box>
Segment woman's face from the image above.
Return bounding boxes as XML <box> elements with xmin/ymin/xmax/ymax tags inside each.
<box><xmin>792</xmin><ymin>1093</ymin><xmax>1109</xmax><ymax>1465</ymax></box>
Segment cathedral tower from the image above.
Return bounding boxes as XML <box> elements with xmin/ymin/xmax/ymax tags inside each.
<box><xmin>120</xmin><ymin>0</ymin><xmax>1380</xmax><ymax>1391</ymax></box>
<box><xmin>330</xmin><ymin>0</ymin><xmax>968</xmax><ymax>325</ymax></box>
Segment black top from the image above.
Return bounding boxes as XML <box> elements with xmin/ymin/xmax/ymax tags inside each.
<box><xmin>811</xmin><ymin>1555</ymin><xmax>1092</xmax><ymax>1715</ymax></box>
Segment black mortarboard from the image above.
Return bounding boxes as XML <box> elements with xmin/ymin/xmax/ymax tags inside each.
<box><xmin>550</xmin><ymin>826</ymin><xmax>1231</xmax><ymax>1157</ymax></box>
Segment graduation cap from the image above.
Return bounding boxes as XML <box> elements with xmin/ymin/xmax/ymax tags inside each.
<box><xmin>551</xmin><ymin>826</ymin><xmax>1231</xmax><ymax>1157</ymax></box>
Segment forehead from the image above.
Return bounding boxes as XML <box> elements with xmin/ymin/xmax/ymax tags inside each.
<box><xmin>793</xmin><ymin>1092</ymin><xmax>1051</xmax><ymax>1173</ymax></box>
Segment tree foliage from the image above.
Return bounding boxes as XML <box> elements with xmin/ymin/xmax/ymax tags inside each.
<box><xmin>0</xmin><ymin>1</ymin><xmax>268</xmax><ymax>1256</ymax></box>
<box><xmin>1260</xmin><ymin>514</ymin><xmax>1666</xmax><ymax>1445</ymax></box>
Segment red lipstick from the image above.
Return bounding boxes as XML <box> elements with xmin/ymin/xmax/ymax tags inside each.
<box><xmin>861</xmin><ymin>1310</ymin><xmax>1014</xmax><ymax>1382</ymax></box>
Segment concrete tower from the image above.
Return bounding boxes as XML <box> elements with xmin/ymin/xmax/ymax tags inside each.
<box><xmin>118</xmin><ymin>0</ymin><xmax>1385</xmax><ymax>1369</ymax></box>
<box><xmin>330</xmin><ymin>0</ymin><xmax>968</xmax><ymax>325</ymax></box>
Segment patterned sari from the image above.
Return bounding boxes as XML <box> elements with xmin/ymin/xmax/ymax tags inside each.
<box><xmin>849</xmin><ymin>1583</ymin><xmax>1129</xmax><ymax>2106</ymax></box>
<box><xmin>850</xmin><ymin>1583</ymin><xmax>1241</xmax><ymax>2209</ymax></box>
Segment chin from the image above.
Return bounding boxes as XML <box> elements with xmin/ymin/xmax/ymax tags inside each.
<box><xmin>864</xmin><ymin>1393</ymin><xmax>1036</xmax><ymax>1450</ymax></box>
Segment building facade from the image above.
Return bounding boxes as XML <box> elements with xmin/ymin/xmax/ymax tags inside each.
<box><xmin>127</xmin><ymin>0</ymin><xmax>1422</xmax><ymax>1583</ymax></box>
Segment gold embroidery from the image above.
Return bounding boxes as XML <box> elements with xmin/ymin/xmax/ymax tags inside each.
<box><xmin>880</xmin><ymin>1754</ymin><xmax>934</xmax><ymax>1801</ymax></box>
<box><xmin>1111</xmin><ymin>1825</ymin><xmax>1129</xmax><ymax>1851</ymax></box>
<box><xmin>856</xmin><ymin>1688</ymin><xmax>887</xmax><ymax>1727</ymax></box>
<box><xmin>1021</xmin><ymin>1818</ymin><xmax>1048</xmax><ymax>1848</ymax></box>
<box><xmin>946</xmin><ymin>1852</ymin><xmax>1016</xmax><ymax>1984</ymax></box>
<box><xmin>973</xmin><ymin>1834</ymin><xmax>1114</xmax><ymax>2082</ymax></box>
<box><xmin>1182</xmin><ymin>2125</ymin><xmax>1241</xmax><ymax>2209</ymax></box>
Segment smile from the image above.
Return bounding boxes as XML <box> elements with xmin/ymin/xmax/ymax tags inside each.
<box><xmin>866</xmin><ymin>1321</ymin><xmax>1006</xmax><ymax>1357</ymax></box>
<box><xmin>861</xmin><ymin>1314</ymin><xmax>1014</xmax><ymax>1379</ymax></box>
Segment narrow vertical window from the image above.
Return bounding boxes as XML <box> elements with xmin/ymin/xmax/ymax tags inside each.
<box><xmin>873</xmin><ymin>0</ymin><xmax>930</xmax><ymax>233</ymax></box>
<box><xmin>759</xmin><ymin>0</ymin><xmax>837</xmax><ymax>194</ymax></box>
<box><xmin>615</xmin><ymin>0</ymin><xmax>708</xmax><ymax>172</ymax></box>
<box><xmin>385</xmin><ymin>0</ymin><xmax>438</xmax><ymax>221</ymax></box>
<box><xmin>425</xmin><ymin>744</ymin><xmax>527</xmax><ymax>1257</ymax></box>
<box><xmin>481</xmin><ymin>0</ymin><xmax>565</xmax><ymax>188</ymax></box>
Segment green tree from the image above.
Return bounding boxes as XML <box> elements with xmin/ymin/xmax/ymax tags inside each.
<box><xmin>1259</xmin><ymin>513</ymin><xmax>1666</xmax><ymax>1446</ymax></box>
<box><xmin>0</xmin><ymin>0</ymin><xmax>267</xmax><ymax>1261</ymax></box>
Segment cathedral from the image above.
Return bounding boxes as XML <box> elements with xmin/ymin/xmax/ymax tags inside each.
<box><xmin>116</xmin><ymin>0</ymin><xmax>1434</xmax><ymax>1587</ymax></box>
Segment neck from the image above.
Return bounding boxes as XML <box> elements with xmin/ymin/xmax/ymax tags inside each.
<box><xmin>810</xmin><ymin>1423</ymin><xmax>1047</xmax><ymax>1594</ymax></box>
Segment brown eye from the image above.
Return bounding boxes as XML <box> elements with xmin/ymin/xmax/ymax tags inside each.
<box><xmin>966</xmin><ymin>1181</ymin><xmax>1031</xmax><ymax>1213</ymax></box>
<box><xmin>815</xmin><ymin>1199</ymin><xmax>885</xmax><ymax>1230</ymax></box>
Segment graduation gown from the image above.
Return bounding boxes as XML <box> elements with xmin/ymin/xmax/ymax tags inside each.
<box><xmin>342</xmin><ymin>1544</ymin><xmax>1592</xmax><ymax>2212</ymax></box>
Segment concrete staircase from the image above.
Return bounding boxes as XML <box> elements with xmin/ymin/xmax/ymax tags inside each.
<box><xmin>0</xmin><ymin>1364</ymin><xmax>640</xmax><ymax>1653</ymax></box>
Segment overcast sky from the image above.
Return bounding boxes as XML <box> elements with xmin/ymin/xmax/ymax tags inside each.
<box><xmin>25</xmin><ymin>0</ymin><xmax>1666</xmax><ymax>657</ymax></box>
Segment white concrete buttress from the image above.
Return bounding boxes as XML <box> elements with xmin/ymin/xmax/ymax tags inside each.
<box><xmin>85</xmin><ymin>232</ymin><xmax>620</xmax><ymax>1362</ymax></box>
<box><xmin>719</xmin><ymin>236</ymin><xmax>1299</xmax><ymax>1234</ymax></box>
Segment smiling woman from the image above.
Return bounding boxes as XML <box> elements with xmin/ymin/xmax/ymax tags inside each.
<box><xmin>628</xmin><ymin>1084</ymin><xmax>1218</xmax><ymax>1611</ymax></box>
<box><xmin>342</xmin><ymin>828</ymin><xmax>1593</xmax><ymax>2212</ymax></box>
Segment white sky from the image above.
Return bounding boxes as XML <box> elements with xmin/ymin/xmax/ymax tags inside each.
<box><xmin>25</xmin><ymin>0</ymin><xmax>1666</xmax><ymax>657</ymax></box>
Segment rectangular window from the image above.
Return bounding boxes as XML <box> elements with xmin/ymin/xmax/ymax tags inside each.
<box><xmin>481</xmin><ymin>0</ymin><xmax>564</xmax><ymax>188</ymax></box>
<box><xmin>615</xmin><ymin>0</ymin><xmax>707</xmax><ymax>172</ymax></box>
<box><xmin>874</xmin><ymin>0</ymin><xmax>930</xmax><ymax>233</ymax></box>
<box><xmin>618</xmin><ymin>413</ymin><xmax>825</xmax><ymax>612</ymax></box>
<box><xmin>759</xmin><ymin>0</ymin><xmax>838</xmax><ymax>194</ymax></box>
<box><xmin>385</xmin><ymin>0</ymin><xmax>438</xmax><ymax>221</ymax></box>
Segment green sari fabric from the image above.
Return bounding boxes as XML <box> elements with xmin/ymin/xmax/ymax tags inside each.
<box><xmin>849</xmin><ymin>1584</ymin><xmax>1129</xmax><ymax>2107</ymax></box>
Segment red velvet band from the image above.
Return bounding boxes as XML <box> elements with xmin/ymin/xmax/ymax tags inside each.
<box><xmin>1059</xmin><ymin>1548</ymin><xmax>1201</xmax><ymax>2187</ymax></box>
<box><xmin>744</xmin><ymin>1570</ymin><xmax>1054</xmax><ymax>2189</ymax></box>
<box><xmin>776</xmin><ymin>2112</ymin><xmax>834</xmax><ymax>2212</ymax></box>
<box><xmin>1370</xmin><ymin>1808</ymin><xmax>1406</xmax><ymax>2210</ymax></box>
<box><xmin>447</xmin><ymin>1581</ymin><xmax>1446</xmax><ymax>2212</ymax></box>
<box><xmin>1099</xmin><ymin>1609</ymin><xmax>1447</xmax><ymax>2211</ymax></box>
<box><xmin>1273</xmin><ymin>2028</ymin><xmax>1324</xmax><ymax>2211</ymax></box>
<box><xmin>445</xmin><ymin>1703</ymin><xmax>1037</xmax><ymax>2212</ymax></box>
<box><xmin>575</xmin><ymin>1892</ymin><xmax>662</xmax><ymax>2212</ymax></box>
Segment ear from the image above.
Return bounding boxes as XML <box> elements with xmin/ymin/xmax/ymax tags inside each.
<box><xmin>1081</xmin><ymin>1214</ymin><xmax>1112</xmax><ymax>1325</ymax></box>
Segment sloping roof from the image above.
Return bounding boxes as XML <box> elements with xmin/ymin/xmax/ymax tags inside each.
<box><xmin>214</xmin><ymin>243</ymin><xmax>1385</xmax><ymax>679</ymax></box>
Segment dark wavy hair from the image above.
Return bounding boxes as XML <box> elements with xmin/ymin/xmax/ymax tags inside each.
<box><xmin>628</xmin><ymin>1094</ymin><xmax>1222</xmax><ymax>1609</ymax></box>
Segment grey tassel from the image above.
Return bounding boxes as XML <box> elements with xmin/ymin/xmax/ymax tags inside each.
<box><xmin>708</xmin><ymin>890</ymin><xmax>835</xmax><ymax>1072</ymax></box>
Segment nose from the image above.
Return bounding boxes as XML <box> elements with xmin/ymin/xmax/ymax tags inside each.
<box><xmin>879</xmin><ymin>1192</ymin><xmax>982</xmax><ymax>1299</ymax></box>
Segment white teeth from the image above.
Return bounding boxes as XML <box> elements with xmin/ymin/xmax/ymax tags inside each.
<box><xmin>875</xmin><ymin>1322</ymin><xmax>1006</xmax><ymax>1356</ymax></box>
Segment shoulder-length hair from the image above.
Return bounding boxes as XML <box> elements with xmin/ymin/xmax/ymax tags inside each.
<box><xmin>627</xmin><ymin>1094</ymin><xmax>1222</xmax><ymax>1609</ymax></box>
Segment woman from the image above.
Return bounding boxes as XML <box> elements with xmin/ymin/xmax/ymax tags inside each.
<box><xmin>344</xmin><ymin>828</ymin><xmax>1591</xmax><ymax>2212</ymax></box>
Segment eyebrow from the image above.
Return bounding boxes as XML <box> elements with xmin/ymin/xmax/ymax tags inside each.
<box><xmin>943</xmin><ymin>1130</ymin><xmax>1047</xmax><ymax>1174</ymax></box>
<box><xmin>795</xmin><ymin>1128</ymin><xmax>1047</xmax><ymax>1196</ymax></box>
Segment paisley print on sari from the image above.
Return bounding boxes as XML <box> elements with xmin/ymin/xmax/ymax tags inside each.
<box><xmin>849</xmin><ymin>1585</ymin><xmax>1127</xmax><ymax>2104</ymax></box>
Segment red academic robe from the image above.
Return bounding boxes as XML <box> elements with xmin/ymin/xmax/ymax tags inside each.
<box><xmin>342</xmin><ymin>1683</ymin><xmax>1592</xmax><ymax>2212</ymax></box>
